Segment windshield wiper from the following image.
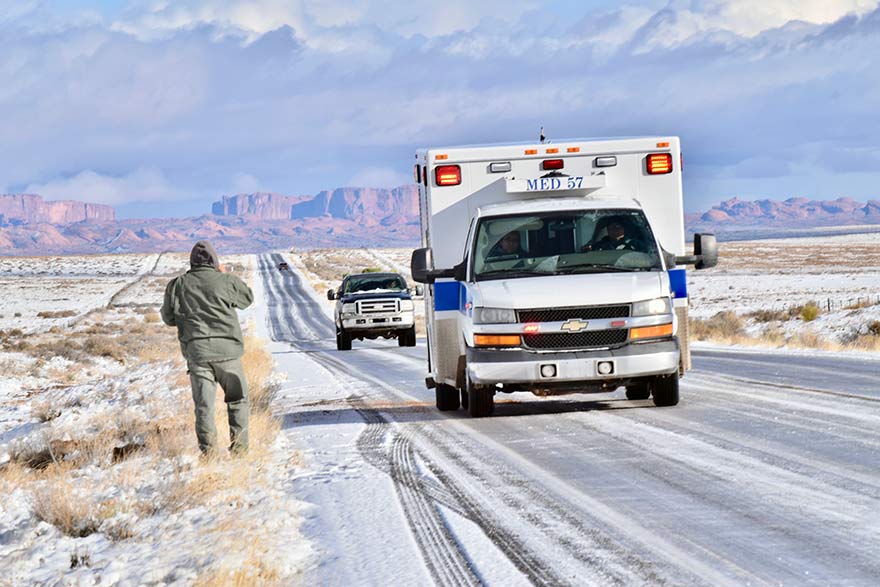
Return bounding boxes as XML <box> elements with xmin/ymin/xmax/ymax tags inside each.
<box><xmin>476</xmin><ymin>269</ymin><xmax>552</xmax><ymax>280</ymax></box>
<box><xmin>555</xmin><ymin>264</ymin><xmax>654</xmax><ymax>273</ymax></box>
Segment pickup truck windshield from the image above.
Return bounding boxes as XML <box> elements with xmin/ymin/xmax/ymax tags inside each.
<box><xmin>473</xmin><ymin>209</ymin><xmax>662</xmax><ymax>281</ymax></box>
<box><xmin>343</xmin><ymin>274</ymin><xmax>407</xmax><ymax>293</ymax></box>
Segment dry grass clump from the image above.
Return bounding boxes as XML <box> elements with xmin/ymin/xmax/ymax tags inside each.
<box><xmin>193</xmin><ymin>541</ymin><xmax>282</xmax><ymax>587</ymax></box>
<box><xmin>689</xmin><ymin>311</ymin><xmax>744</xmax><ymax>341</ymax></box>
<box><xmin>82</xmin><ymin>336</ymin><xmax>126</xmax><ymax>362</ymax></box>
<box><xmin>31</xmin><ymin>472</ymin><xmax>101</xmax><ymax>538</ymax></box>
<box><xmin>144</xmin><ymin>312</ymin><xmax>161</xmax><ymax>323</ymax></box>
<box><xmin>36</xmin><ymin>310</ymin><xmax>77</xmax><ymax>319</ymax></box>
<box><xmin>242</xmin><ymin>335</ymin><xmax>277</xmax><ymax>411</ymax></box>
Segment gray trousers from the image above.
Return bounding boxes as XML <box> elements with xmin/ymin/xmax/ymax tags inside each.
<box><xmin>187</xmin><ymin>358</ymin><xmax>249</xmax><ymax>454</ymax></box>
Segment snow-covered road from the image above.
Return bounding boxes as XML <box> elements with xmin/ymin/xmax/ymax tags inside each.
<box><xmin>256</xmin><ymin>253</ymin><xmax>880</xmax><ymax>586</ymax></box>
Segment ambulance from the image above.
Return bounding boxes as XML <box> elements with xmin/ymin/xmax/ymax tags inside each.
<box><xmin>410</xmin><ymin>137</ymin><xmax>717</xmax><ymax>417</ymax></box>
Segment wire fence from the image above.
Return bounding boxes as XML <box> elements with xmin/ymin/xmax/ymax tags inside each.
<box><xmin>784</xmin><ymin>294</ymin><xmax>880</xmax><ymax>313</ymax></box>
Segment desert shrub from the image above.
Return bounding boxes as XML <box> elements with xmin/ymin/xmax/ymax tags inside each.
<box><xmin>868</xmin><ymin>321</ymin><xmax>880</xmax><ymax>337</ymax></box>
<box><xmin>31</xmin><ymin>340</ymin><xmax>83</xmax><ymax>361</ymax></box>
<box><xmin>82</xmin><ymin>336</ymin><xmax>125</xmax><ymax>362</ymax></box>
<box><xmin>746</xmin><ymin>308</ymin><xmax>789</xmax><ymax>322</ymax></box>
<box><xmin>144</xmin><ymin>312</ymin><xmax>161</xmax><ymax>323</ymax></box>
<box><xmin>689</xmin><ymin>311</ymin><xmax>744</xmax><ymax>340</ymax></box>
<box><xmin>36</xmin><ymin>310</ymin><xmax>77</xmax><ymax>319</ymax></box>
<box><xmin>798</xmin><ymin>303</ymin><xmax>821</xmax><ymax>322</ymax></box>
<box><xmin>361</xmin><ymin>267</ymin><xmax>382</xmax><ymax>273</ymax></box>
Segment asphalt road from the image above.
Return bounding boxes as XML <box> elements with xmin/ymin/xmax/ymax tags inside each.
<box><xmin>260</xmin><ymin>254</ymin><xmax>880</xmax><ymax>587</ymax></box>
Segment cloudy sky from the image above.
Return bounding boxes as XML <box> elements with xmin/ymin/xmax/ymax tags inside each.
<box><xmin>1</xmin><ymin>0</ymin><xmax>878</xmax><ymax>218</ymax></box>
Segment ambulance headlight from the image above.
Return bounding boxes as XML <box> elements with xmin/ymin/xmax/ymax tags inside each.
<box><xmin>632</xmin><ymin>297</ymin><xmax>672</xmax><ymax>316</ymax></box>
<box><xmin>400</xmin><ymin>300</ymin><xmax>414</xmax><ymax>311</ymax></box>
<box><xmin>342</xmin><ymin>303</ymin><xmax>356</xmax><ymax>315</ymax></box>
<box><xmin>473</xmin><ymin>307</ymin><xmax>516</xmax><ymax>324</ymax></box>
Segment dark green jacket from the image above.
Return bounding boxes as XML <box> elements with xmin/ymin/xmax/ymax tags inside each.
<box><xmin>161</xmin><ymin>266</ymin><xmax>254</xmax><ymax>363</ymax></box>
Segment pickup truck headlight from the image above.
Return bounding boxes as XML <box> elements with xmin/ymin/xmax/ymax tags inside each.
<box><xmin>473</xmin><ymin>307</ymin><xmax>516</xmax><ymax>324</ymax></box>
<box><xmin>341</xmin><ymin>303</ymin><xmax>356</xmax><ymax>315</ymax></box>
<box><xmin>400</xmin><ymin>300</ymin><xmax>414</xmax><ymax>311</ymax></box>
<box><xmin>631</xmin><ymin>297</ymin><xmax>672</xmax><ymax>316</ymax></box>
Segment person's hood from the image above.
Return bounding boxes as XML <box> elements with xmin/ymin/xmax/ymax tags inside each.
<box><xmin>190</xmin><ymin>241</ymin><xmax>219</xmax><ymax>269</ymax></box>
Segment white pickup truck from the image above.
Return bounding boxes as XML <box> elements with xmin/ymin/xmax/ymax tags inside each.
<box><xmin>410</xmin><ymin>136</ymin><xmax>717</xmax><ymax>417</ymax></box>
<box><xmin>328</xmin><ymin>272</ymin><xmax>420</xmax><ymax>350</ymax></box>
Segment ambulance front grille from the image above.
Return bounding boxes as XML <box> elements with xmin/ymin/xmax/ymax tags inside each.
<box><xmin>358</xmin><ymin>299</ymin><xmax>399</xmax><ymax>315</ymax></box>
<box><xmin>517</xmin><ymin>305</ymin><xmax>630</xmax><ymax>323</ymax></box>
<box><xmin>523</xmin><ymin>329</ymin><xmax>628</xmax><ymax>350</ymax></box>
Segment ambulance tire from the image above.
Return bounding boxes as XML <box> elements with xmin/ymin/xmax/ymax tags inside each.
<box><xmin>650</xmin><ymin>373</ymin><xmax>680</xmax><ymax>407</ymax></box>
<box><xmin>625</xmin><ymin>382</ymin><xmax>651</xmax><ymax>400</ymax></box>
<box><xmin>435</xmin><ymin>384</ymin><xmax>460</xmax><ymax>411</ymax></box>
<box><xmin>336</xmin><ymin>329</ymin><xmax>352</xmax><ymax>351</ymax></box>
<box><xmin>466</xmin><ymin>376</ymin><xmax>494</xmax><ymax>418</ymax></box>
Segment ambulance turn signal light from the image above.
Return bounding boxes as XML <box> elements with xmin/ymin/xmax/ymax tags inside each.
<box><xmin>542</xmin><ymin>159</ymin><xmax>564</xmax><ymax>170</ymax></box>
<box><xmin>630</xmin><ymin>323</ymin><xmax>674</xmax><ymax>340</ymax></box>
<box><xmin>435</xmin><ymin>165</ymin><xmax>461</xmax><ymax>186</ymax></box>
<box><xmin>646</xmin><ymin>153</ymin><xmax>673</xmax><ymax>175</ymax></box>
<box><xmin>474</xmin><ymin>334</ymin><xmax>521</xmax><ymax>347</ymax></box>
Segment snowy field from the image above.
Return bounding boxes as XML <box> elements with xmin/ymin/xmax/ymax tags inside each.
<box><xmin>688</xmin><ymin>232</ymin><xmax>880</xmax><ymax>345</ymax></box>
<box><xmin>0</xmin><ymin>253</ymin><xmax>310</xmax><ymax>585</ymax></box>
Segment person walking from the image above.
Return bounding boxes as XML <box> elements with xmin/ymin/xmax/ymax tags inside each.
<box><xmin>161</xmin><ymin>241</ymin><xmax>254</xmax><ymax>456</ymax></box>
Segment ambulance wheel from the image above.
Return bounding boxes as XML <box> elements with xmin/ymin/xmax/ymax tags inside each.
<box><xmin>651</xmin><ymin>373</ymin><xmax>679</xmax><ymax>407</ymax></box>
<box><xmin>466</xmin><ymin>376</ymin><xmax>494</xmax><ymax>418</ymax></box>
<box><xmin>435</xmin><ymin>384</ymin><xmax>460</xmax><ymax>411</ymax></box>
<box><xmin>336</xmin><ymin>329</ymin><xmax>352</xmax><ymax>351</ymax></box>
<box><xmin>625</xmin><ymin>382</ymin><xmax>651</xmax><ymax>400</ymax></box>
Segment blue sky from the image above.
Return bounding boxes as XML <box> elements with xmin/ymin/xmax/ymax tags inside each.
<box><xmin>1</xmin><ymin>1</ymin><xmax>878</xmax><ymax>218</ymax></box>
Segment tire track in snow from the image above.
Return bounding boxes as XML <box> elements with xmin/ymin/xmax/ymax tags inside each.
<box><xmin>260</xmin><ymin>255</ymin><xmax>482</xmax><ymax>587</ymax></box>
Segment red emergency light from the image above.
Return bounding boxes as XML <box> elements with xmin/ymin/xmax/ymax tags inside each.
<box><xmin>435</xmin><ymin>165</ymin><xmax>461</xmax><ymax>186</ymax></box>
<box><xmin>523</xmin><ymin>323</ymin><xmax>540</xmax><ymax>335</ymax></box>
<box><xmin>646</xmin><ymin>153</ymin><xmax>673</xmax><ymax>175</ymax></box>
<box><xmin>542</xmin><ymin>159</ymin><xmax>564</xmax><ymax>170</ymax></box>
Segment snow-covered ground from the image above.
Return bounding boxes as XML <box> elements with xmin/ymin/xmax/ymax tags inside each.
<box><xmin>0</xmin><ymin>254</ymin><xmax>311</xmax><ymax>585</ymax></box>
<box><xmin>688</xmin><ymin>232</ymin><xmax>880</xmax><ymax>344</ymax></box>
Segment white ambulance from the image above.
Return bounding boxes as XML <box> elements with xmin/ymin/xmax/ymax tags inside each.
<box><xmin>410</xmin><ymin>136</ymin><xmax>717</xmax><ymax>417</ymax></box>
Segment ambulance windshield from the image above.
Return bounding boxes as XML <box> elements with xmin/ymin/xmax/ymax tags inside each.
<box><xmin>472</xmin><ymin>209</ymin><xmax>662</xmax><ymax>281</ymax></box>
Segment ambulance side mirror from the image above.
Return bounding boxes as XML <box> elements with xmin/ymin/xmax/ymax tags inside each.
<box><xmin>411</xmin><ymin>248</ymin><xmax>435</xmax><ymax>283</ymax></box>
<box><xmin>411</xmin><ymin>247</ymin><xmax>457</xmax><ymax>283</ymax></box>
<box><xmin>674</xmin><ymin>233</ymin><xmax>718</xmax><ymax>270</ymax></box>
<box><xmin>694</xmin><ymin>233</ymin><xmax>718</xmax><ymax>269</ymax></box>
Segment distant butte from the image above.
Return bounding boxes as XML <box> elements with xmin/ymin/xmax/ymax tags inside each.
<box><xmin>2</xmin><ymin>190</ymin><xmax>879</xmax><ymax>255</ymax></box>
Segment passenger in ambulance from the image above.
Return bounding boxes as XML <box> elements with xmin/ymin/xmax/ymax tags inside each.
<box><xmin>488</xmin><ymin>230</ymin><xmax>528</xmax><ymax>259</ymax></box>
<box><xmin>582</xmin><ymin>219</ymin><xmax>645</xmax><ymax>252</ymax></box>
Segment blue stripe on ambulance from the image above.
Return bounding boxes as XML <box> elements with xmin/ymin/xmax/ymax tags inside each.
<box><xmin>668</xmin><ymin>268</ymin><xmax>687</xmax><ymax>299</ymax></box>
<box><xmin>433</xmin><ymin>281</ymin><xmax>461</xmax><ymax>311</ymax></box>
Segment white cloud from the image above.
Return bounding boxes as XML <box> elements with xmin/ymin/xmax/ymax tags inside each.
<box><xmin>1</xmin><ymin>1</ymin><xmax>879</xmax><ymax>213</ymax></box>
<box><xmin>24</xmin><ymin>168</ymin><xmax>184</xmax><ymax>205</ymax></box>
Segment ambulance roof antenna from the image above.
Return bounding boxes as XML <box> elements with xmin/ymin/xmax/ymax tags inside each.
<box><xmin>539</xmin><ymin>126</ymin><xmax>546</xmax><ymax>144</ymax></box>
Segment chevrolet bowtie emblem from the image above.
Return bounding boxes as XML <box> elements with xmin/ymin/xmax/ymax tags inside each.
<box><xmin>561</xmin><ymin>319</ymin><xmax>588</xmax><ymax>333</ymax></box>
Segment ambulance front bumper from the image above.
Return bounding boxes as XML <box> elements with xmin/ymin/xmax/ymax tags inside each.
<box><xmin>466</xmin><ymin>339</ymin><xmax>678</xmax><ymax>385</ymax></box>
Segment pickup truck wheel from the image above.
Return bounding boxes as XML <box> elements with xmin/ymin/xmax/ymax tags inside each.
<box><xmin>625</xmin><ymin>382</ymin><xmax>651</xmax><ymax>400</ymax></box>
<box><xmin>650</xmin><ymin>373</ymin><xmax>679</xmax><ymax>407</ymax></box>
<box><xmin>397</xmin><ymin>327</ymin><xmax>416</xmax><ymax>347</ymax></box>
<box><xmin>466</xmin><ymin>376</ymin><xmax>494</xmax><ymax>418</ymax></box>
<box><xmin>336</xmin><ymin>329</ymin><xmax>352</xmax><ymax>351</ymax></box>
<box><xmin>435</xmin><ymin>384</ymin><xmax>460</xmax><ymax>411</ymax></box>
